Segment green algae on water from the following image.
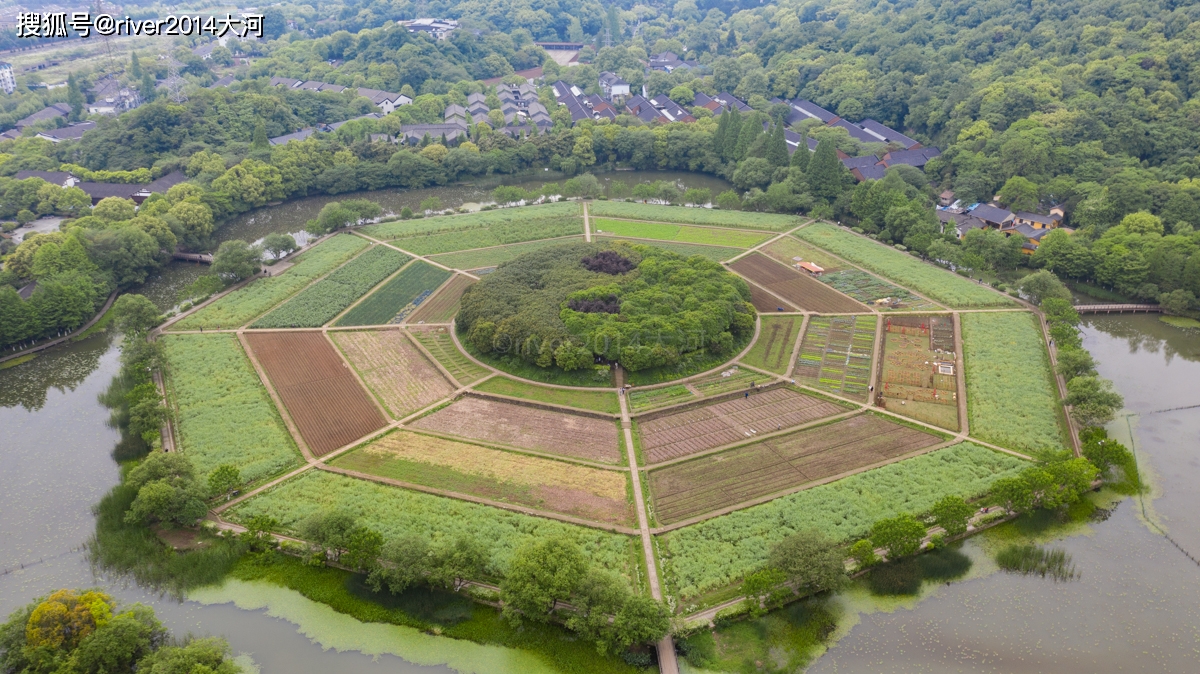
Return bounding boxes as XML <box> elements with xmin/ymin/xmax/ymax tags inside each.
<box><xmin>189</xmin><ymin>579</ymin><xmax>557</xmax><ymax>674</ymax></box>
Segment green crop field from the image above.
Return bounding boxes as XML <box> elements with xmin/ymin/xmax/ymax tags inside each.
<box><xmin>410</xmin><ymin>329</ymin><xmax>492</xmax><ymax>385</ymax></box>
<box><xmin>335</xmin><ymin>261</ymin><xmax>452</xmax><ymax>326</ymax></box>
<box><xmin>962</xmin><ymin>312</ymin><xmax>1067</xmax><ymax>454</ymax></box>
<box><xmin>819</xmin><ymin>270</ymin><xmax>942</xmax><ymax>311</ymax></box>
<box><xmin>428</xmin><ymin>236</ymin><xmax>583</xmax><ymax>270</ymax></box>
<box><xmin>793</xmin><ymin>315</ymin><xmax>876</xmax><ymax>401</ymax></box>
<box><xmin>628</xmin><ymin>384</ymin><xmax>694</xmax><ymax>412</ymax></box>
<box><xmin>251</xmin><ymin>246</ymin><xmax>409</xmax><ymax>328</ymax></box>
<box><xmin>589</xmin><ymin>201</ymin><xmax>802</xmax><ymax>231</ymax></box>
<box><xmin>630</xmin><ymin>241</ymin><xmax>743</xmax><ymax>262</ymax></box>
<box><xmin>592</xmin><ymin>218</ymin><xmax>769</xmax><ymax>248</ymax></box>
<box><xmin>474</xmin><ymin>376</ymin><xmax>619</xmax><ymax>414</ymax></box>
<box><xmin>361</xmin><ymin>202</ymin><xmax>583</xmax><ymax>255</ymax></box>
<box><xmin>230</xmin><ymin>469</ymin><xmax>636</xmax><ymax>577</ymax></box>
<box><xmin>689</xmin><ymin>367</ymin><xmax>762</xmax><ymax>396</ymax></box>
<box><xmin>161</xmin><ymin>334</ymin><xmax>301</xmax><ymax>483</ymax></box>
<box><xmin>362</xmin><ymin>202</ymin><xmax>580</xmax><ymax>238</ymax></box>
<box><xmin>660</xmin><ymin>442</ymin><xmax>1028</xmax><ymax>598</ymax></box>
<box><xmin>174</xmin><ymin>235</ymin><xmax>369</xmax><ymax>330</ymax></box>
<box><xmin>761</xmin><ymin>235</ymin><xmax>848</xmax><ymax>271</ymax></box>
<box><xmin>796</xmin><ymin>224</ymin><xmax>1015</xmax><ymax>308</ymax></box>
<box><xmin>742</xmin><ymin>315</ymin><xmax>804</xmax><ymax>374</ymax></box>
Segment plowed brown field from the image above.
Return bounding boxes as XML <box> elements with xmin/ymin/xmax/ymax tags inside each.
<box><xmin>731</xmin><ymin>254</ymin><xmax>867</xmax><ymax>313</ymax></box>
<box><xmin>245</xmin><ymin>332</ymin><xmax>388</xmax><ymax>456</ymax></box>
<box><xmin>331</xmin><ymin>329</ymin><xmax>455</xmax><ymax>419</ymax></box>
<box><xmin>747</xmin><ymin>282</ymin><xmax>796</xmax><ymax>312</ymax></box>
<box><xmin>408</xmin><ymin>274</ymin><xmax>475</xmax><ymax>324</ymax></box>
<box><xmin>637</xmin><ymin>388</ymin><xmax>846</xmax><ymax>464</ymax></box>
<box><xmin>411</xmin><ymin>396</ymin><xmax>621</xmax><ymax>463</ymax></box>
<box><xmin>648</xmin><ymin>413</ymin><xmax>942</xmax><ymax>524</ymax></box>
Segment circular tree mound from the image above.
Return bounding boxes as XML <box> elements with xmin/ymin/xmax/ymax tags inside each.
<box><xmin>458</xmin><ymin>241</ymin><xmax>754</xmax><ymax>379</ymax></box>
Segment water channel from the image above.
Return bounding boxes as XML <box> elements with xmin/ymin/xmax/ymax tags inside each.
<box><xmin>2</xmin><ymin>173</ymin><xmax>1198</xmax><ymax>672</ymax></box>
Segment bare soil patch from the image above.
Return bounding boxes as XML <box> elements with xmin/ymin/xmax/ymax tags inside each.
<box><xmin>730</xmin><ymin>254</ymin><xmax>867</xmax><ymax>313</ymax></box>
<box><xmin>245</xmin><ymin>332</ymin><xmax>388</xmax><ymax>456</ymax></box>
<box><xmin>332</xmin><ymin>329</ymin><xmax>455</xmax><ymax>419</ymax></box>
<box><xmin>637</xmin><ymin>388</ymin><xmax>846</xmax><ymax>464</ymax></box>
<box><xmin>408</xmin><ymin>274</ymin><xmax>475</xmax><ymax>324</ymax></box>
<box><xmin>876</xmin><ymin>314</ymin><xmax>960</xmax><ymax>431</ymax></box>
<box><xmin>411</xmin><ymin>396</ymin><xmax>621</xmax><ymax>463</ymax></box>
<box><xmin>648</xmin><ymin>413</ymin><xmax>942</xmax><ymax>524</ymax></box>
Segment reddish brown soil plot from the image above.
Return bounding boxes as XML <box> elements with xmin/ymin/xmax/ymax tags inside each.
<box><xmin>244</xmin><ymin>332</ymin><xmax>388</xmax><ymax>456</ymax></box>
<box><xmin>730</xmin><ymin>254</ymin><xmax>867</xmax><ymax>313</ymax></box>
<box><xmin>747</xmin><ymin>282</ymin><xmax>797</xmax><ymax>312</ymax></box>
<box><xmin>411</xmin><ymin>396</ymin><xmax>622</xmax><ymax>464</ymax></box>
<box><xmin>637</xmin><ymin>388</ymin><xmax>847</xmax><ymax>464</ymax></box>
<box><xmin>648</xmin><ymin>413</ymin><xmax>942</xmax><ymax>524</ymax></box>
<box><xmin>407</xmin><ymin>274</ymin><xmax>475</xmax><ymax>324</ymax></box>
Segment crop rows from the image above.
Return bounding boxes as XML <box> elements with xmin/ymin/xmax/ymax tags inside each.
<box><xmin>408</xmin><ymin>327</ymin><xmax>491</xmax><ymax>385</ymax></box>
<box><xmin>796</xmin><ymin>224</ymin><xmax>1015</xmax><ymax>308</ymax></box>
<box><xmin>161</xmin><ymin>334</ymin><xmax>300</xmax><ymax>483</ymax></box>
<box><xmin>741</xmin><ymin>315</ymin><xmax>803</xmax><ymax>374</ymax></box>
<box><xmin>637</xmin><ymin>388</ymin><xmax>846</xmax><ymax>463</ymax></box>
<box><xmin>174</xmin><ymin>234</ymin><xmax>368</xmax><ymax>330</ymax></box>
<box><xmin>630</xmin><ymin>241</ymin><xmax>742</xmax><ymax>262</ymax></box>
<box><xmin>408</xmin><ymin>274</ymin><xmax>475</xmax><ymax>324</ymax></box>
<box><xmin>428</xmin><ymin>237</ymin><xmax>581</xmax><ymax>270</ymax></box>
<box><xmin>332</xmin><ymin>431</ymin><xmax>633</xmax><ymax>526</ymax></box>
<box><xmin>689</xmin><ymin>367</ymin><xmax>762</xmax><ymax>397</ymax></box>
<box><xmin>627</xmin><ymin>384</ymin><xmax>695</xmax><ymax>412</ymax></box>
<box><xmin>729</xmin><ymin>254</ymin><xmax>867</xmax><ymax>313</ymax></box>
<box><xmin>331</xmin><ymin>329</ymin><xmax>455</xmax><ymax>420</ymax></box>
<box><xmin>660</xmin><ymin>442</ymin><xmax>1029</xmax><ymax>598</ymax></box>
<box><xmin>761</xmin><ymin>235</ymin><xmax>847</xmax><ymax>271</ymax></box>
<box><xmin>588</xmin><ymin>201</ymin><xmax>802</xmax><ymax>231</ymax></box>
<box><xmin>336</xmin><ymin>261</ymin><xmax>452</xmax><ymax>326</ymax></box>
<box><xmin>412</xmin><ymin>395</ymin><xmax>622</xmax><ymax>464</ymax></box>
<box><xmin>362</xmin><ymin>201</ymin><xmax>580</xmax><ymax>239</ymax></box>
<box><xmin>364</xmin><ymin>203</ymin><xmax>583</xmax><ymax>255</ymax></box>
<box><xmin>230</xmin><ymin>469</ymin><xmax>635</xmax><ymax>577</ymax></box>
<box><xmin>649</xmin><ymin>413</ymin><xmax>942</xmax><ymax>524</ymax></box>
<box><xmin>244</xmin><ymin>332</ymin><xmax>388</xmax><ymax>456</ymax></box>
<box><xmin>251</xmin><ymin>246</ymin><xmax>409</xmax><ymax>328</ymax></box>
<box><xmin>878</xmin><ymin>315</ymin><xmax>960</xmax><ymax>431</ymax></box>
<box><xmin>819</xmin><ymin>270</ymin><xmax>941</xmax><ymax>311</ymax></box>
<box><xmin>592</xmin><ymin>218</ymin><xmax>770</xmax><ymax>248</ymax></box>
<box><xmin>793</xmin><ymin>315</ymin><xmax>876</xmax><ymax>401</ymax></box>
<box><xmin>962</xmin><ymin>311</ymin><xmax>1066</xmax><ymax>454</ymax></box>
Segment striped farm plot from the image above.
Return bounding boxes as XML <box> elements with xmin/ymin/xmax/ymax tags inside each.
<box><xmin>330</xmin><ymin>430</ymin><xmax>634</xmax><ymax>527</ymax></box>
<box><xmin>335</xmin><ymin>261</ymin><xmax>453</xmax><ymax>327</ymax></box>
<box><xmin>729</xmin><ymin>253</ymin><xmax>868</xmax><ymax>314</ymax></box>
<box><xmin>407</xmin><ymin>274</ymin><xmax>475</xmax><ymax>324</ymax></box>
<box><xmin>627</xmin><ymin>384</ymin><xmax>695</xmax><ymax>413</ymax></box>
<box><xmin>636</xmin><ymin>387</ymin><xmax>848</xmax><ymax>464</ymax></box>
<box><xmin>688</xmin><ymin>366</ymin><xmax>765</xmax><ymax>397</ymax></box>
<box><xmin>407</xmin><ymin>327</ymin><xmax>491</xmax><ymax>385</ymax></box>
<box><xmin>648</xmin><ymin>413</ymin><xmax>944</xmax><ymax>525</ymax></box>
<box><xmin>591</xmin><ymin>218</ymin><xmax>771</xmax><ymax>248</ymax></box>
<box><xmin>331</xmin><ymin>329</ymin><xmax>456</xmax><ymax>420</ymax></box>
<box><xmin>793</xmin><ymin>315</ymin><xmax>876</xmax><ymax>402</ymax></box>
<box><xmin>741</xmin><ymin>315</ymin><xmax>804</xmax><ymax>374</ymax></box>
<box><xmin>410</xmin><ymin>395</ymin><xmax>622</xmax><ymax>464</ymax></box>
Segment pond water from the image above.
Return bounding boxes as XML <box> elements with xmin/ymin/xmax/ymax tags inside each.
<box><xmin>3</xmin><ymin>173</ymin><xmax>1198</xmax><ymax>672</ymax></box>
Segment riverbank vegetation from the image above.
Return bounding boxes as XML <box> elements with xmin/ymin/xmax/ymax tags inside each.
<box><xmin>0</xmin><ymin>589</ymin><xmax>244</xmax><ymax>674</ymax></box>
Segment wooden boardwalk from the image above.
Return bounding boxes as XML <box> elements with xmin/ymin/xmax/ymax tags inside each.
<box><xmin>1074</xmin><ymin>303</ymin><xmax>1160</xmax><ymax>314</ymax></box>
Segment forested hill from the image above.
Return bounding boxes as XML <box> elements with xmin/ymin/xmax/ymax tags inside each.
<box><xmin>718</xmin><ymin>0</ymin><xmax>1200</xmax><ymax>205</ymax></box>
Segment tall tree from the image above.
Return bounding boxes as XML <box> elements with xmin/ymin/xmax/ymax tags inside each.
<box><xmin>806</xmin><ymin>137</ymin><xmax>847</xmax><ymax>202</ymax></box>
<box><xmin>501</xmin><ymin>537</ymin><xmax>588</xmax><ymax>624</ymax></box>
<box><xmin>251</xmin><ymin>119</ymin><xmax>269</xmax><ymax>151</ymax></box>
<box><xmin>765</xmin><ymin>123</ymin><xmax>789</xmax><ymax>167</ymax></box>
<box><xmin>734</xmin><ymin>113</ymin><xmax>761</xmax><ymax>161</ymax></box>
<box><xmin>722</xmin><ymin>110</ymin><xmax>743</xmax><ymax>161</ymax></box>
<box><xmin>67</xmin><ymin>73</ymin><xmax>85</xmax><ymax>122</ymax></box>
<box><xmin>130</xmin><ymin>51</ymin><xmax>142</xmax><ymax>78</ymax></box>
